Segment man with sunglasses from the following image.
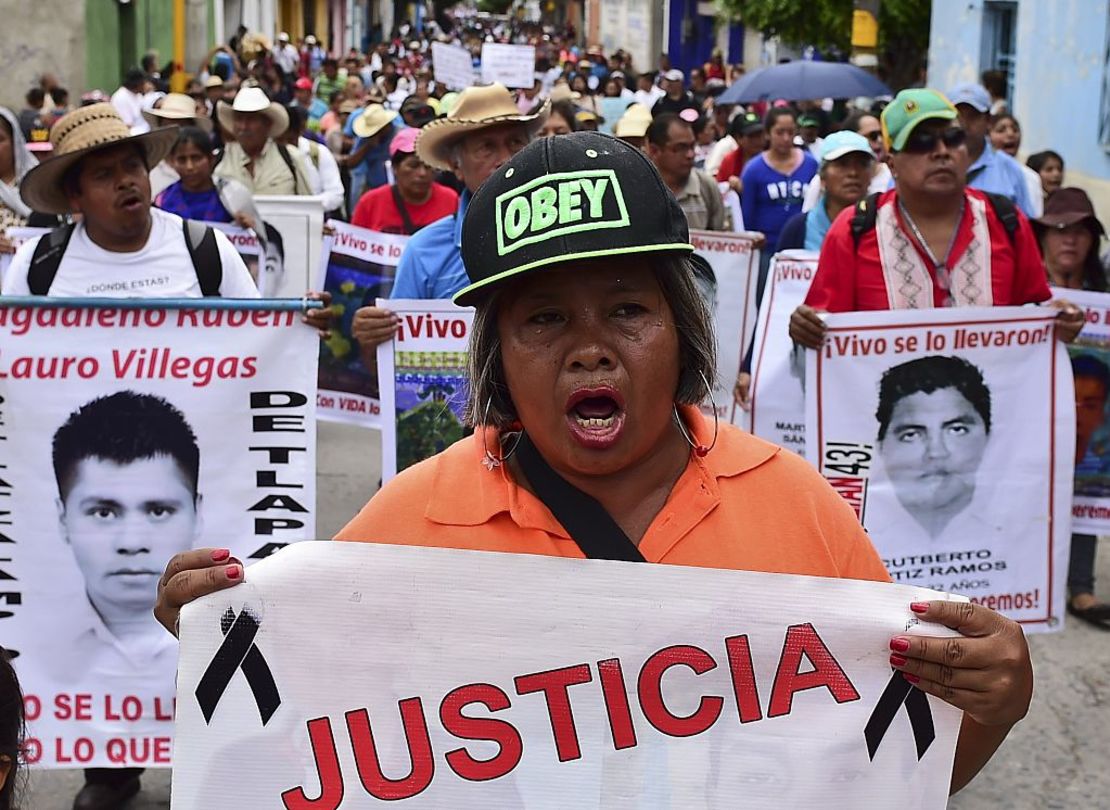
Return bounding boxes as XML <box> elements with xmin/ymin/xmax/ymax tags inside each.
<box><xmin>789</xmin><ymin>89</ymin><xmax>1082</xmax><ymax>347</ymax></box>
<box><xmin>949</xmin><ymin>83</ymin><xmax>1035</xmax><ymax>217</ymax></box>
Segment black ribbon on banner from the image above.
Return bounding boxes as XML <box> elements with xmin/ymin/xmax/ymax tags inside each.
<box><xmin>195</xmin><ymin>607</ymin><xmax>281</xmax><ymax>726</ymax></box>
<box><xmin>864</xmin><ymin>669</ymin><xmax>936</xmax><ymax>760</ymax></box>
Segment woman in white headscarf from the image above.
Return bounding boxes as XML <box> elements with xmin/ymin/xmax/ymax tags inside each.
<box><xmin>0</xmin><ymin>106</ymin><xmax>38</xmax><ymax>254</ymax></box>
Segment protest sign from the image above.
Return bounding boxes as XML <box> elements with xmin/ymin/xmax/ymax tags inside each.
<box><xmin>173</xmin><ymin>541</ymin><xmax>963</xmax><ymax>809</ymax></box>
<box><xmin>377</xmin><ymin>299</ymin><xmax>473</xmax><ymax>481</ymax></box>
<box><xmin>1055</xmin><ymin>287</ymin><xmax>1110</xmax><ymax>532</ymax></box>
<box><xmin>0</xmin><ymin>299</ymin><xmax>318</xmax><ymax>767</ymax></box>
<box><xmin>206</xmin><ymin>222</ymin><xmax>269</xmax><ymax>293</ymax></box>
<box><xmin>689</xmin><ymin>230</ymin><xmax>761</xmax><ymax>425</ymax></box>
<box><xmin>749</xmin><ymin>250</ymin><xmax>820</xmax><ymax>452</ymax></box>
<box><xmin>432</xmin><ymin>41</ymin><xmax>477</xmax><ymax>90</ymax></box>
<box><xmin>316</xmin><ymin>222</ymin><xmax>409</xmax><ymax>428</ymax></box>
<box><xmin>0</xmin><ymin>226</ymin><xmax>51</xmax><ymax>280</ymax></box>
<box><xmin>480</xmin><ymin>43</ymin><xmax>537</xmax><ymax>88</ymax></box>
<box><xmin>806</xmin><ymin>306</ymin><xmax>1073</xmax><ymax>630</ymax></box>
<box><xmin>253</xmin><ymin>194</ymin><xmax>326</xmax><ymax>297</ymax></box>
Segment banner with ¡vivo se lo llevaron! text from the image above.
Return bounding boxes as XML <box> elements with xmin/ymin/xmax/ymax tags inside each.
<box><xmin>172</xmin><ymin>541</ymin><xmax>964</xmax><ymax>809</ymax></box>
<box><xmin>0</xmin><ymin>301</ymin><xmax>318</xmax><ymax>767</ymax></box>
<box><xmin>806</xmin><ymin>306</ymin><xmax>1074</xmax><ymax>632</ymax></box>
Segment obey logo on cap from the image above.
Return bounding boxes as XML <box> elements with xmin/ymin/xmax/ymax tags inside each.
<box><xmin>495</xmin><ymin>169</ymin><xmax>630</xmax><ymax>256</ymax></box>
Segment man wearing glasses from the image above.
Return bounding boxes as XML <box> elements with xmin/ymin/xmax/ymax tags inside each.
<box><xmin>646</xmin><ymin>111</ymin><xmax>727</xmax><ymax>232</ymax></box>
<box><xmin>788</xmin><ymin>88</ymin><xmax>1083</xmax><ymax>346</ymax></box>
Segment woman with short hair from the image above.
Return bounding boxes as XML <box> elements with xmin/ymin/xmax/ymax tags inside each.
<box><xmin>158</xmin><ymin>133</ymin><xmax>1035</xmax><ymax>797</ymax></box>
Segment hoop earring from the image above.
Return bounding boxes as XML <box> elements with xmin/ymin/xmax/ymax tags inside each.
<box><xmin>674</xmin><ymin>371</ymin><xmax>719</xmax><ymax>458</ymax></box>
<box><xmin>482</xmin><ymin>397</ymin><xmax>524</xmax><ymax>470</ymax></box>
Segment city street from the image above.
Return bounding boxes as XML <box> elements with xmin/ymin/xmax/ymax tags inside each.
<box><xmin>25</xmin><ymin>421</ymin><xmax>1110</xmax><ymax>808</ymax></box>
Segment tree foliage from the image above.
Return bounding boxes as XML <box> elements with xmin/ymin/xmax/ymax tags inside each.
<box><xmin>718</xmin><ymin>0</ymin><xmax>932</xmax><ymax>89</ymax></box>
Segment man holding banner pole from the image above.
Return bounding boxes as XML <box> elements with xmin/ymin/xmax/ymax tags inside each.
<box><xmin>3</xmin><ymin>102</ymin><xmax>324</xmax><ymax>810</ymax></box>
<box><xmin>788</xmin><ymin>88</ymin><xmax>1083</xmax><ymax>348</ymax></box>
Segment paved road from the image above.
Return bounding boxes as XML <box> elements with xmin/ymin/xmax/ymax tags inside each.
<box><xmin>26</xmin><ymin>422</ymin><xmax>1110</xmax><ymax>808</ymax></box>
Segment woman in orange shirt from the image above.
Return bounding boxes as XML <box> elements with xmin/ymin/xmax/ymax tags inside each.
<box><xmin>158</xmin><ymin>133</ymin><xmax>1032</xmax><ymax>795</ymax></box>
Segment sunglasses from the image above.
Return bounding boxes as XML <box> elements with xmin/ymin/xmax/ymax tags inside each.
<box><xmin>900</xmin><ymin>126</ymin><xmax>967</xmax><ymax>154</ymax></box>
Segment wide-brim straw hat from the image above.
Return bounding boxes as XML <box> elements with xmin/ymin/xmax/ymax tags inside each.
<box><xmin>142</xmin><ymin>93</ymin><xmax>213</xmax><ymax>133</ymax></box>
<box><xmin>352</xmin><ymin>104</ymin><xmax>399</xmax><ymax>138</ymax></box>
<box><xmin>20</xmin><ymin>103</ymin><xmax>178</xmax><ymax>215</ymax></box>
<box><xmin>416</xmin><ymin>83</ymin><xmax>550</xmax><ymax>171</ymax></box>
<box><xmin>216</xmin><ymin>86</ymin><xmax>289</xmax><ymax>137</ymax></box>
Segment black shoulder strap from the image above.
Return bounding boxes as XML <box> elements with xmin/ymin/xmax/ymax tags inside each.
<box><xmin>275</xmin><ymin>142</ymin><xmax>302</xmax><ymax>194</ymax></box>
<box><xmin>182</xmin><ymin>220</ymin><xmax>222</xmax><ymax>297</ymax></box>
<box><xmin>391</xmin><ymin>184</ymin><xmax>421</xmax><ymax>235</ymax></box>
<box><xmin>984</xmin><ymin>192</ymin><xmax>1019</xmax><ymax>244</ymax></box>
<box><xmin>514</xmin><ymin>433</ymin><xmax>647</xmax><ymax>563</ymax></box>
<box><xmin>27</xmin><ymin>224</ymin><xmax>77</xmax><ymax>295</ymax></box>
<box><xmin>850</xmin><ymin>192</ymin><xmax>882</xmax><ymax>249</ymax></box>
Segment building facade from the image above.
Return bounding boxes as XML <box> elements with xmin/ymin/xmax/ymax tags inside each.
<box><xmin>929</xmin><ymin>0</ymin><xmax>1110</xmax><ymax>220</ymax></box>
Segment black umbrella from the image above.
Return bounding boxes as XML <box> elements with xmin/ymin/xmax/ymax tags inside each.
<box><xmin>718</xmin><ymin>61</ymin><xmax>891</xmax><ymax>104</ymax></box>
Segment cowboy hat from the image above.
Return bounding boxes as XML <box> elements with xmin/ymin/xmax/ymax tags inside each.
<box><xmin>416</xmin><ymin>83</ymin><xmax>550</xmax><ymax>171</ymax></box>
<box><xmin>19</xmin><ymin>103</ymin><xmax>177</xmax><ymax>215</ymax></box>
<box><xmin>142</xmin><ymin>93</ymin><xmax>213</xmax><ymax>133</ymax></box>
<box><xmin>216</xmin><ymin>86</ymin><xmax>288</xmax><ymax>136</ymax></box>
<box><xmin>352</xmin><ymin>104</ymin><xmax>399</xmax><ymax>138</ymax></box>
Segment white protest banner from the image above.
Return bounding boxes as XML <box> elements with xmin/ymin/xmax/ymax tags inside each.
<box><xmin>253</xmin><ymin>194</ymin><xmax>326</xmax><ymax>297</ymax></box>
<box><xmin>806</xmin><ymin>306</ymin><xmax>1073</xmax><ymax>630</ymax></box>
<box><xmin>480</xmin><ymin>42</ymin><xmax>537</xmax><ymax>88</ymax></box>
<box><xmin>206</xmin><ymin>222</ymin><xmax>267</xmax><ymax>292</ymax></box>
<box><xmin>749</xmin><ymin>250</ymin><xmax>820</xmax><ymax>452</ymax></box>
<box><xmin>173</xmin><ymin>541</ymin><xmax>963</xmax><ymax>809</ymax></box>
<box><xmin>0</xmin><ymin>300</ymin><xmax>318</xmax><ymax>768</ymax></box>
<box><xmin>377</xmin><ymin>299</ymin><xmax>473</xmax><ymax>482</ymax></box>
<box><xmin>1054</xmin><ymin>287</ymin><xmax>1110</xmax><ymax>532</ymax></box>
<box><xmin>431</xmin><ymin>41</ymin><xmax>477</xmax><ymax>90</ymax></box>
<box><xmin>0</xmin><ymin>226</ymin><xmax>51</xmax><ymax>280</ymax></box>
<box><xmin>690</xmin><ymin>230</ymin><xmax>761</xmax><ymax>426</ymax></box>
<box><xmin>316</xmin><ymin>222</ymin><xmax>409</xmax><ymax>428</ymax></box>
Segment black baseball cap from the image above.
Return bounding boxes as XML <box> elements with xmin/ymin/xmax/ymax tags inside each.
<box><xmin>455</xmin><ymin>132</ymin><xmax>693</xmax><ymax>306</ymax></box>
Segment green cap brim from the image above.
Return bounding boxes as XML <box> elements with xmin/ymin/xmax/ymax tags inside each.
<box><xmin>453</xmin><ymin>243</ymin><xmax>694</xmax><ymax>307</ymax></box>
<box><xmin>891</xmin><ymin>108</ymin><xmax>957</xmax><ymax>152</ymax></box>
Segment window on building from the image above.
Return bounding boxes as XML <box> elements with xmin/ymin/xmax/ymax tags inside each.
<box><xmin>980</xmin><ymin>1</ymin><xmax>1017</xmax><ymax>107</ymax></box>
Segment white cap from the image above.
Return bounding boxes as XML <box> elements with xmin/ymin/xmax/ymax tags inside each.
<box><xmin>663</xmin><ymin>69</ymin><xmax>684</xmax><ymax>82</ymax></box>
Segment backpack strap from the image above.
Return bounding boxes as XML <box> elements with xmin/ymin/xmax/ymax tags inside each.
<box><xmin>514</xmin><ymin>433</ymin><xmax>647</xmax><ymax>563</ymax></box>
<box><xmin>27</xmin><ymin>224</ymin><xmax>77</xmax><ymax>295</ymax></box>
<box><xmin>274</xmin><ymin>142</ymin><xmax>303</xmax><ymax>194</ymax></box>
<box><xmin>390</xmin><ymin>184</ymin><xmax>422</xmax><ymax>235</ymax></box>
<box><xmin>850</xmin><ymin>192</ymin><xmax>882</xmax><ymax>249</ymax></box>
<box><xmin>182</xmin><ymin>220</ymin><xmax>223</xmax><ymax>297</ymax></box>
<box><xmin>984</xmin><ymin>192</ymin><xmax>1019</xmax><ymax>245</ymax></box>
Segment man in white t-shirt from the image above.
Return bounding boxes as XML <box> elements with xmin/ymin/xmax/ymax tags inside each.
<box><xmin>4</xmin><ymin>101</ymin><xmax>328</xmax><ymax>810</ymax></box>
<box><xmin>110</xmin><ymin>68</ymin><xmax>151</xmax><ymax>136</ymax></box>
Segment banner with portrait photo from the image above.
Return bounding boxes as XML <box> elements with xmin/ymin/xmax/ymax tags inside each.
<box><xmin>806</xmin><ymin>306</ymin><xmax>1073</xmax><ymax>631</ymax></box>
<box><xmin>377</xmin><ymin>299</ymin><xmax>474</xmax><ymax>482</ymax></box>
<box><xmin>315</xmin><ymin>221</ymin><xmax>409</xmax><ymax>428</ymax></box>
<box><xmin>205</xmin><ymin>222</ymin><xmax>267</xmax><ymax>294</ymax></box>
<box><xmin>749</xmin><ymin>250</ymin><xmax>819</xmax><ymax>453</ymax></box>
<box><xmin>1054</xmin><ymin>287</ymin><xmax>1110</xmax><ymax>533</ymax></box>
<box><xmin>173</xmin><ymin>541</ymin><xmax>964</xmax><ymax>810</ymax></box>
<box><xmin>0</xmin><ymin>300</ymin><xmax>318</xmax><ymax>767</ymax></box>
<box><xmin>689</xmin><ymin>230</ymin><xmax>761</xmax><ymax>426</ymax></box>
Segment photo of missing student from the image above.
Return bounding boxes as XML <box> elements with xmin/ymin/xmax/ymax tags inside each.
<box><xmin>807</xmin><ymin>307</ymin><xmax>1073</xmax><ymax>629</ymax></box>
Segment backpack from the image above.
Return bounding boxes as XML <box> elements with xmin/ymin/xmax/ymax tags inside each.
<box><xmin>28</xmin><ymin>219</ymin><xmax>222</xmax><ymax>296</ymax></box>
<box><xmin>849</xmin><ymin>191</ymin><xmax>1020</xmax><ymax>248</ymax></box>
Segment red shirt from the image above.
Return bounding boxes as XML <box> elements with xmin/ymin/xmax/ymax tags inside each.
<box><xmin>805</xmin><ymin>188</ymin><xmax>1051</xmax><ymax>312</ymax></box>
<box><xmin>350</xmin><ymin>182</ymin><xmax>459</xmax><ymax>235</ymax></box>
<box><xmin>716</xmin><ymin>147</ymin><xmax>746</xmax><ymax>182</ymax></box>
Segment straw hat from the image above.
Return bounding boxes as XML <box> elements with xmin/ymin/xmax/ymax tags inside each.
<box><xmin>216</xmin><ymin>86</ymin><xmax>289</xmax><ymax>136</ymax></box>
<box><xmin>352</xmin><ymin>104</ymin><xmax>399</xmax><ymax>138</ymax></box>
<box><xmin>416</xmin><ymin>83</ymin><xmax>550</xmax><ymax>171</ymax></box>
<box><xmin>19</xmin><ymin>103</ymin><xmax>177</xmax><ymax>215</ymax></box>
<box><xmin>142</xmin><ymin>93</ymin><xmax>213</xmax><ymax>133</ymax></box>
<box><xmin>613</xmin><ymin>103</ymin><xmax>652</xmax><ymax>138</ymax></box>
<box><xmin>204</xmin><ymin>75</ymin><xmax>224</xmax><ymax>89</ymax></box>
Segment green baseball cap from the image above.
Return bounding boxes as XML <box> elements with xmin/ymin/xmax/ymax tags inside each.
<box><xmin>880</xmin><ymin>89</ymin><xmax>958</xmax><ymax>152</ymax></box>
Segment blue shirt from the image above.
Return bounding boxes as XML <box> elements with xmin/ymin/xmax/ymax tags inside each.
<box><xmin>390</xmin><ymin>191</ymin><xmax>472</xmax><ymax>300</ymax></box>
<box><xmin>740</xmin><ymin>152</ymin><xmax>819</xmax><ymax>254</ymax></box>
<box><xmin>344</xmin><ymin>114</ymin><xmax>393</xmax><ymax>189</ymax></box>
<box><xmin>967</xmin><ymin>142</ymin><xmax>1035</xmax><ymax>217</ymax></box>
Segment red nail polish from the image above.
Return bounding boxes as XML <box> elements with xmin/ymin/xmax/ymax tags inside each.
<box><xmin>903</xmin><ymin>672</ymin><xmax>920</xmax><ymax>685</ymax></box>
<box><xmin>211</xmin><ymin>548</ymin><xmax>230</xmax><ymax>563</ymax></box>
<box><xmin>226</xmin><ymin>565</ymin><xmax>241</xmax><ymax>580</ymax></box>
<box><xmin>889</xmin><ymin>653</ymin><xmax>907</xmax><ymax>667</ymax></box>
<box><xmin>910</xmin><ymin>601</ymin><xmax>929</xmax><ymax>614</ymax></box>
<box><xmin>889</xmin><ymin>637</ymin><xmax>910</xmax><ymax>653</ymax></box>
